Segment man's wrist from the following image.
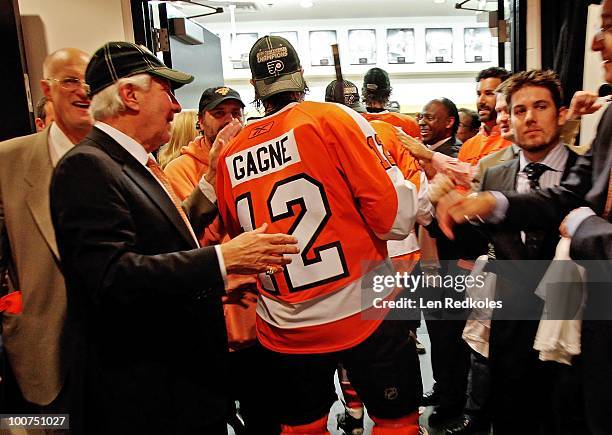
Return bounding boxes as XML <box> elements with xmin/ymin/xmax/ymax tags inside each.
<box><xmin>564</xmin><ymin>207</ymin><xmax>596</xmax><ymax>237</ymax></box>
<box><xmin>214</xmin><ymin>245</ymin><xmax>228</xmax><ymax>286</ymax></box>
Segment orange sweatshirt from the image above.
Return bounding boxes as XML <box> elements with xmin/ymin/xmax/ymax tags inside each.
<box><xmin>164</xmin><ymin>137</ymin><xmax>224</xmax><ymax>245</ymax></box>
<box><xmin>165</xmin><ymin>137</ymin><xmax>257</xmax><ymax>351</ymax></box>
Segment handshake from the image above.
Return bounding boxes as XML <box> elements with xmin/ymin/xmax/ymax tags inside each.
<box><xmin>428</xmin><ymin>174</ymin><xmax>497</xmax><ymax>239</ymax></box>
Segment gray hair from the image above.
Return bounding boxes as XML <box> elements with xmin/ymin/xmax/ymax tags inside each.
<box><xmin>89</xmin><ymin>74</ymin><xmax>152</xmax><ymax>120</ymax></box>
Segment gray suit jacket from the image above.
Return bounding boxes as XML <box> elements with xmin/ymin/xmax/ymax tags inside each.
<box><xmin>503</xmin><ymin>106</ymin><xmax>612</xmax><ymax>316</ymax></box>
<box><xmin>0</xmin><ymin>127</ymin><xmax>73</xmax><ymax>405</ymax></box>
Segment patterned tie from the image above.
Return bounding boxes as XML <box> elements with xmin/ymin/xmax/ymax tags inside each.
<box><xmin>523</xmin><ymin>162</ymin><xmax>551</xmax><ymax>258</ymax></box>
<box><xmin>523</xmin><ymin>162</ymin><xmax>551</xmax><ymax>191</ymax></box>
<box><xmin>146</xmin><ymin>157</ymin><xmax>197</xmax><ymax>241</ymax></box>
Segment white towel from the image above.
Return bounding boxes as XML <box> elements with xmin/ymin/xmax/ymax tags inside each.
<box><xmin>533</xmin><ymin>237</ymin><xmax>586</xmax><ymax>365</ymax></box>
<box><xmin>462</xmin><ymin>255</ymin><xmax>496</xmax><ymax>358</ymax></box>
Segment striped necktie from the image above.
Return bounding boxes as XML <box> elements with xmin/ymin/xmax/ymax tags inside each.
<box><xmin>146</xmin><ymin>157</ymin><xmax>197</xmax><ymax>242</ymax></box>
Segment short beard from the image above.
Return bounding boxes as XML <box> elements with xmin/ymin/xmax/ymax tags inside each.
<box><xmin>518</xmin><ymin>133</ymin><xmax>560</xmax><ymax>155</ymax></box>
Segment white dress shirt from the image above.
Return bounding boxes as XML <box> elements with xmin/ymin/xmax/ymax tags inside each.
<box><xmin>48</xmin><ymin>122</ymin><xmax>75</xmax><ymax>167</ymax></box>
<box><xmin>94</xmin><ymin>122</ymin><xmax>227</xmax><ymax>280</ymax></box>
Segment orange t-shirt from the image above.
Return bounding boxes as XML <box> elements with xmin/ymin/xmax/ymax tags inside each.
<box><xmin>456</xmin><ymin>125</ymin><xmax>511</xmax><ymax>194</ymax></box>
<box><xmin>362</xmin><ymin>111</ymin><xmax>421</xmax><ymax>139</ymax></box>
<box><xmin>216</xmin><ymin>101</ymin><xmax>417</xmax><ymax>353</ymax></box>
<box><xmin>457</xmin><ymin>125</ymin><xmax>511</xmax><ymax>167</ymax></box>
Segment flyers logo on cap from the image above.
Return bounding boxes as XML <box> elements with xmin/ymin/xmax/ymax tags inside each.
<box><xmin>215</xmin><ymin>87</ymin><xmax>230</xmax><ymax>96</ymax></box>
<box><xmin>267</xmin><ymin>60</ymin><xmax>284</xmax><ymax>75</ymax></box>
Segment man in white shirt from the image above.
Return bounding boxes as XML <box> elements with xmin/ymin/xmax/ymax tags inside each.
<box><xmin>0</xmin><ymin>48</ymin><xmax>92</xmax><ymax>427</ymax></box>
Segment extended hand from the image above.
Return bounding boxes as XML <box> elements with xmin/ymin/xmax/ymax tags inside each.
<box><xmin>428</xmin><ymin>173</ymin><xmax>455</xmax><ymax>205</ymax></box>
<box><xmin>220</xmin><ymin>223</ymin><xmax>299</xmax><ymax>275</ymax></box>
<box><xmin>566</xmin><ymin>91</ymin><xmax>602</xmax><ymax>120</ymax></box>
<box><xmin>205</xmin><ymin>119</ymin><xmax>243</xmax><ymax>185</ymax></box>
<box><xmin>436</xmin><ymin>192</ymin><xmax>497</xmax><ymax>239</ymax></box>
<box><xmin>397</xmin><ymin>130</ymin><xmax>434</xmax><ymax>161</ymax></box>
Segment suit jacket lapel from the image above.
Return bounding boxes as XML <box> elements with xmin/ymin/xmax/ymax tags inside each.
<box><xmin>87</xmin><ymin>129</ymin><xmax>198</xmax><ymax>249</ymax></box>
<box><xmin>24</xmin><ymin>129</ymin><xmax>60</xmax><ymax>260</ymax></box>
<box><xmin>435</xmin><ymin>137</ymin><xmax>458</xmax><ymax>157</ymax></box>
<box><xmin>561</xmin><ymin>149</ymin><xmax>578</xmax><ymax>181</ymax></box>
<box><xmin>499</xmin><ymin>159</ymin><xmax>519</xmax><ymax>191</ymax></box>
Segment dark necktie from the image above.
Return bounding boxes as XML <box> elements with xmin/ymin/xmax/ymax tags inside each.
<box><xmin>523</xmin><ymin>162</ymin><xmax>551</xmax><ymax>191</ymax></box>
<box><xmin>522</xmin><ymin>162</ymin><xmax>551</xmax><ymax>258</ymax></box>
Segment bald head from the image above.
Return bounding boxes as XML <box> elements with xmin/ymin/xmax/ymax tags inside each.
<box><xmin>42</xmin><ymin>48</ymin><xmax>90</xmax><ymax>79</ymax></box>
<box><xmin>40</xmin><ymin>47</ymin><xmax>92</xmax><ymax>144</ymax></box>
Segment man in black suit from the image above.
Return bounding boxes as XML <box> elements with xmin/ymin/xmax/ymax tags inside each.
<box><xmin>437</xmin><ymin>70</ymin><xmax>585</xmax><ymax>434</ymax></box>
<box><xmin>50</xmin><ymin>41</ymin><xmax>298</xmax><ymax>435</ymax></box>
<box><xmin>417</xmin><ymin>98</ymin><xmax>462</xmax><ymax>159</ymax></box>
<box><xmin>438</xmin><ymin>2</ymin><xmax>612</xmax><ymax>432</ymax></box>
<box><xmin>413</xmin><ymin>98</ymin><xmax>474</xmax><ymax>429</ymax></box>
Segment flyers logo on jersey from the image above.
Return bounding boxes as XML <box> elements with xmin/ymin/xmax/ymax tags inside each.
<box><xmin>267</xmin><ymin>60</ymin><xmax>284</xmax><ymax>75</ymax></box>
<box><xmin>226</xmin><ymin>129</ymin><xmax>301</xmax><ymax>187</ymax></box>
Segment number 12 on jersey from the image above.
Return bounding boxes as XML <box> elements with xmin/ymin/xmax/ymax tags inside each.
<box><xmin>235</xmin><ymin>174</ymin><xmax>349</xmax><ymax>294</ymax></box>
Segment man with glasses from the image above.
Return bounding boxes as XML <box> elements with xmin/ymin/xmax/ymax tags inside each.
<box><xmin>0</xmin><ymin>47</ymin><xmax>92</xmax><ymax>426</ymax></box>
<box><xmin>456</xmin><ymin>108</ymin><xmax>480</xmax><ymax>144</ymax></box>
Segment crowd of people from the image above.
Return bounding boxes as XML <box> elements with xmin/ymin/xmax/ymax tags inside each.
<box><xmin>1</xmin><ymin>1</ymin><xmax>611</xmax><ymax>435</ymax></box>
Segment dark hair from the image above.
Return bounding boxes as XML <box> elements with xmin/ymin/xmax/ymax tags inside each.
<box><xmin>458</xmin><ymin>108</ymin><xmax>480</xmax><ymax>130</ymax></box>
<box><xmin>476</xmin><ymin>67</ymin><xmax>511</xmax><ymax>83</ymax></box>
<box><xmin>503</xmin><ymin>69</ymin><xmax>564</xmax><ymax>111</ymax></box>
<box><xmin>254</xmin><ymin>83</ymin><xmax>309</xmax><ymax>113</ymax></box>
<box><xmin>437</xmin><ymin>97</ymin><xmax>460</xmax><ymax>136</ymax></box>
<box><xmin>35</xmin><ymin>96</ymin><xmax>48</xmax><ymax>120</ymax></box>
<box><xmin>362</xmin><ymin>87</ymin><xmax>392</xmax><ymax>106</ymax></box>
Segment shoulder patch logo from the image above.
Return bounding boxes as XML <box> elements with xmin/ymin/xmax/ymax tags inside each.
<box><xmin>248</xmin><ymin>121</ymin><xmax>275</xmax><ymax>139</ymax></box>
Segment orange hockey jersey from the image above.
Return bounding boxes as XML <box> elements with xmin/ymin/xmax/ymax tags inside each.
<box><xmin>216</xmin><ymin>101</ymin><xmax>418</xmax><ymax>354</ymax></box>
<box><xmin>362</xmin><ymin>111</ymin><xmax>421</xmax><ymax>139</ymax></box>
<box><xmin>368</xmin><ymin>119</ymin><xmax>426</xmax><ymax>258</ymax></box>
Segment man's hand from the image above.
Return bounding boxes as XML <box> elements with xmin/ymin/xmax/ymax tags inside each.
<box><xmin>559</xmin><ymin>206</ymin><xmax>596</xmax><ymax>238</ymax></box>
<box><xmin>223</xmin><ymin>275</ymin><xmax>258</xmax><ymax>307</ymax></box>
<box><xmin>396</xmin><ymin>130</ymin><xmax>434</xmax><ymax>161</ymax></box>
<box><xmin>419</xmin><ymin>159</ymin><xmax>437</xmax><ymax>179</ymax></box>
<box><xmin>204</xmin><ymin>119</ymin><xmax>243</xmax><ymax>186</ymax></box>
<box><xmin>220</xmin><ymin>223</ymin><xmax>299</xmax><ymax>275</ymax></box>
<box><xmin>428</xmin><ymin>173</ymin><xmax>455</xmax><ymax>205</ymax></box>
<box><xmin>436</xmin><ymin>192</ymin><xmax>497</xmax><ymax>239</ymax></box>
<box><xmin>566</xmin><ymin>91</ymin><xmax>603</xmax><ymax>120</ymax></box>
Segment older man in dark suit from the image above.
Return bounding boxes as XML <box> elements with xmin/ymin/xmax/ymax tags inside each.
<box><xmin>50</xmin><ymin>41</ymin><xmax>298</xmax><ymax>435</ymax></box>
